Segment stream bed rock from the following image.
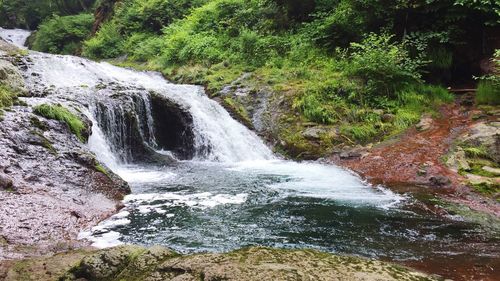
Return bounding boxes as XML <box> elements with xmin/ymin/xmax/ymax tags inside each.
<box><xmin>1</xmin><ymin>246</ymin><xmax>440</xmax><ymax>281</ymax></box>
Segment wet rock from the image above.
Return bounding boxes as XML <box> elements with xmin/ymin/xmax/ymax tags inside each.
<box><xmin>416</xmin><ymin>115</ymin><xmax>433</xmax><ymax>131</ymax></box>
<box><xmin>381</xmin><ymin>113</ymin><xmax>395</xmax><ymax>123</ymax></box>
<box><xmin>0</xmin><ymin>172</ymin><xmax>13</xmax><ymax>190</ymax></box>
<box><xmin>429</xmin><ymin>175</ymin><xmax>450</xmax><ymax>187</ymax></box>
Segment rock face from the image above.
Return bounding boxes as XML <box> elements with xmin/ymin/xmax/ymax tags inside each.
<box><xmin>1</xmin><ymin>246</ymin><xmax>438</xmax><ymax>281</ymax></box>
<box><xmin>0</xmin><ymin>44</ymin><xmax>130</xmax><ymax>260</ymax></box>
<box><xmin>0</xmin><ymin>104</ymin><xmax>129</xmax><ymax>260</ymax></box>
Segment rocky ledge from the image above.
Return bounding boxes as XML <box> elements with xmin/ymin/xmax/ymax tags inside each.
<box><xmin>0</xmin><ymin>246</ymin><xmax>440</xmax><ymax>281</ymax></box>
<box><xmin>0</xmin><ymin>41</ymin><xmax>130</xmax><ymax>259</ymax></box>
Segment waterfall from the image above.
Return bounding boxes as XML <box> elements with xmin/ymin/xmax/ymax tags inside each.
<box><xmin>16</xmin><ymin>52</ymin><xmax>274</xmax><ymax>163</ymax></box>
<box><xmin>0</xmin><ymin>27</ymin><xmax>30</xmax><ymax>49</ymax></box>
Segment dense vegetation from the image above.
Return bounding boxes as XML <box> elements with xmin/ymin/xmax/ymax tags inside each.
<box><xmin>32</xmin><ymin>14</ymin><xmax>94</xmax><ymax>54</ymax></box>
<box><xmin>5</xmin><ymin>0</ymin><xmax>499</xmax><ymax>156</ymax></box>
<box><xmin>0</xmin><ymin>0</ymin><xmax>96</xmax><ymax>29</ymax></box>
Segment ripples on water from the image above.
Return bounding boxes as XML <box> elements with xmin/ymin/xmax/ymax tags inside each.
<box><xmin>80</xmin><ymin>160</ymin><xmax>496</xmax><ymax>265</ymax></box>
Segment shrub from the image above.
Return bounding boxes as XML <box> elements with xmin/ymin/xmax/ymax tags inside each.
<box><xmin>476</xmin><ymin>80</ymin><xmax>500</xmax><ymax>105</ymax></box>
<box><xmin>33</xmin><ymin>104</ymin><xmax>87</xmax><ymax>142</ymax></box>
<box><xmin>83</xmin><ymin>21</ymin><xmax>124</xmax><ymax>59</ymax></box>
<box><xmin>340</xmin><ymin>123</ymin><xmax>378</xmax><ymax>143</ymax></box>
<box><xmin>476</xmin><ymin>50</ymin><xmax>499</xmax><ymax>105</ymax></box>
<box><xmin>345</xmin><ymin>33</ymin><xmax>425</xmax><ymax>102</ymax></box>
<box><xmin>32</xmin><ymin>14</ymin><xmax>94</xmax><ymax>55</ymax></box>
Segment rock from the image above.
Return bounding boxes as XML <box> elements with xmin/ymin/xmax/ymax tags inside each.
<box><xmin>446</xmin><ymin>148</ymin><xmax>470</xmax><ymax>171</ymax></box>
<box><xmin>0</xmin><ymin>173</ymin><xmax>13</xmax><ymax>190</ymax></box>
<box><xmin>463</xmin><ymin>122</ymin><xmax>500</xmax><ymax>163</ymax></box>
<box><xmin>429</xmin><ymin>175</ymin><xmax>450</xmax><ymax>187</ymax></box>
<box><xmin>416</xmin><ymin>116</ymin><xmax>433</xmax><ymax>131</ymax></box>
<box><xmin>373</xmin><ymin>109</ymin><xmax>384</xmax><ymax>115</ymax></box>
<box><xmin>482</xmin><ymin>166</ymin><xmax>500</xmax><ymax>176</ymax></box>
<box><xmin>46</xmin><ymin>246</ymin><xmax>438</xmax><ymax>281</ymax></box>
<box><xmin>73</xmin><ymin>245</ymin><xmax>146</xmax><ymax>280</ymax></box>
<box><xmin>0</xmin><ymin>59</ymin><xmax>27</xmax><ymax>95</ymax></box>
<box><xmin>381</xmin><ymin>113</ymin><xmax>395</xmax><ymax>123</ymax></box>
<box><xmin>302</xmin><ymin>127</ymin><xmax>327</xmax><ymax>140</ymax></box>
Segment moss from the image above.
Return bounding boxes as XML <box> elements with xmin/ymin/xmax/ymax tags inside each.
<box><xmin>223</xmin><ymin>96</ymin><xmax>252</xmax><ymax>127</ymax></box>
<box><xmin>33</xmin><ymin>104</ymin><xmax>87</xmax><ymax>142</ymax></box>
<box><xmin>94</xmin><ymin>164</ymin><xmax>111</xmax><ymax>179</ymax></box>
<box><xmin>463</xmin><ymin>146</ymin><xmax>489</xmax><ymax>159</ymax></box>
<box><xmin>471</xmin><ymin>182</ymin><xmax>500</xmax><ymax>198</ymax></box>
<box><xmin>428</xmin><ymin>197</ymin><xmax>500</xmax><ymax>234</ymax></box>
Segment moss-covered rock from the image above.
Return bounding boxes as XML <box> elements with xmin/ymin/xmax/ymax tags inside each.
<box><xmin>3</xmin><ymin>246</ymin><xmax>439</xmax><ymax>281</ymax></box>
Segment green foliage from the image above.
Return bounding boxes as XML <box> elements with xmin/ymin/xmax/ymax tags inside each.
<box><xmin>476</xmin><ymin>50</ymin><xmax>500</xmax><ymax>105</ymax></box>
<box><xmin>463</xmin><ymin>146</ymin><xmax>489</xmax><ymax>158</ymax></box>
<box><xmin>340</xmin><ymin>123</ymin><xmax>378</xmax><ymax>143</ymax></box>
<box><xmin>83</xmin><ymin>21</ymin><xmax>124</xmax><ymax>58</ymax></box>
<box><xmin>33</xmin><ymin>104</ymin><xmax>87</xmax><ymax>142</ymax></box>
<box><xmin>32</xmin><ymin>14</ymin><xmax>94</xmax><ymax>55</ymax></box>
<box><xmin>345</xmin><ymin>33</ymin><xmax>425</xmax><ymax>100</ymax></box>
<box><xmin>0</xmin><ymin>84</ymin><xmax>16</xmax><ymax>109</ymax></box>
<box><xmin>0</xmin><ymin>0</ymin><xmax>97</xmax><ymax>29</ymax></box>
<box><xmin>476</xmin><ymin>80</ymin><xmax>500</xmax><ymax>105</ymax></box>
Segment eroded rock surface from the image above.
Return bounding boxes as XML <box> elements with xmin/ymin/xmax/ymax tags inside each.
<box><xmin>0</xmin><ymin>42</ymin><xmax>130</xmax><ymax>260</ymax></box>
<box><xmin>1</xmin><ymin>246</ymin><xmax>439</xmax><ymax>281</ymax></box>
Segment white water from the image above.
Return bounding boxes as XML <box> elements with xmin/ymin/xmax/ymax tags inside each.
<box><xmin>22</xmin><ymin>53</ymin><xmax>274</xmax><ymax>162</ymax></box>
<box><xmin>0</xmin><ymin>27</ymin><xmax>30</xmax><ymax>49</ymax></box>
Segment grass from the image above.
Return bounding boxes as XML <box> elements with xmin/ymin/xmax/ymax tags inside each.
<box><xmin>94</xmin><ymin>164</ymin><xmax>111</xmax><ymax>179</ymax></box>
<box><xmin>33</xmin><ymin>104</ymin><xmax>87</xmax><ymax>142</ymax></box>
<box><xmin>0</xmin><ymin>84</ymin><xmax>16</xmax><ymax>109</ymax></box>
<box><xmin>476</xmin><ymin>80</ymin><xmax>500</xmax><ymax>105</ymax></box>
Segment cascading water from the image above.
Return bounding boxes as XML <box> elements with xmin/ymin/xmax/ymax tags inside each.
<box><xmin>0</xmin><ymin>27</ymin><xmax>30</xmax><ymax>48</ymax></box>
<box><xmin>2</xmin><ymin>29</ymin><xmax>496</xmax><ymax>274</ymax></box>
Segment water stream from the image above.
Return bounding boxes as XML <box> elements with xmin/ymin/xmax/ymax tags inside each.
<box><xmin>1</xmin><ymin>28</ymin><xmax>498</xmax><ymax>278</ymax></box>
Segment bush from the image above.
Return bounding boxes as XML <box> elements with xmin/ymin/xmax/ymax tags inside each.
<box><xmin>33</xmin><ymin>104</ymin><xmax>87</xmax><ymax>142</ymax></box>
<box><xmin>83</xmin><ymin>21</ymin><xmax>124</xmax><ymax>59</ymax></box>
<box><xmin>476</xmin><ymin>80</ymin><xmax>500</xmax><ymax>105</ymax></box>
<box><xmin>476</xmin><ymin>50</ymin><xmax>499</xmax><ymax>105</ymax></box>
<box><xmin>345</xmin><ymin>33</ymin><xmax>425</xmax><ymax>102</ymax></box>
<box><xmin>31</xmin><ymin>14</ymin><xmax>94</xmax><ymax>55</ymax></box>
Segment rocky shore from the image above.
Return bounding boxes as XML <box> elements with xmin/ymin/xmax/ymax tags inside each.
<box><xmin>0</xmin><ymin>40</ymin><xmax>129</xmax><ymax>260</ymax></box>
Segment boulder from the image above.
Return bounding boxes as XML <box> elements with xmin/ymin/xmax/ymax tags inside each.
<box><xmin>463</xmin><ymin>122</ymin><xmax>500</xmax><ymax>163</ymax></box>
<box><xmin>381</xmin><ymin>113</ymin><xmax>395</xmax><ymax>123</ymax></box>
<box><xmin>416</xmin><ymin>115</ymin><xmax>433</xmax><ymax>131</ymax></box>
<box><xmin>446</xmin><ymin>148</ymin><xmax>470</xmax><ymax>172</ymax></box>
<box><xmin>429</xmin><ymin>175</ymin><xmax>450</xmax><ymax>187</ymax></box>
<box><xmin>302</xmin><ymin>127</ymin><xmax>327</xmax><ymax>140</ymax></box>
<box><xmin>0</xmin><ymin>172</ymin><xmax>13</xmax><ymax>190</ymax></box>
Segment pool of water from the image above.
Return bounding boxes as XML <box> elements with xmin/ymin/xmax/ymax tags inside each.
<box><xmin>81</xmin><ymin>160</ymin><xmax>498</xmax><ymax>267</ymax></box>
